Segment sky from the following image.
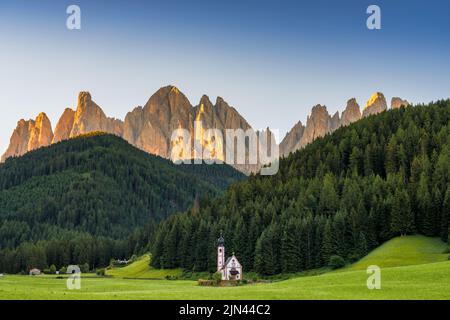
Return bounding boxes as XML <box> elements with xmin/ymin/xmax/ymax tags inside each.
<box><xmin>0</xmin><ymin>0</ymin><xmax>450</xmax><ymax>152</ymax></box>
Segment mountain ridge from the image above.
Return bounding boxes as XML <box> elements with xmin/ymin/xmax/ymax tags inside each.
<box><xmin>280</xmin><ymin>92</ymin><xmax>408</xmax><ymax>156</ymax></box>
<box><xmin>2</xmin><ymin>85</ymin><xmax>410</xmax><ymax>168</ymax></box>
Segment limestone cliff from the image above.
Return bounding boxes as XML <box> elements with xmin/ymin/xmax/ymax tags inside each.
<box><xmin>52</xmin><ymin>108</ymin><xmax>75</xmax><ymax>143</ymax></box>
<box><xmin>391</xmin><ymin>97</ymin><xmax>409</xmax><ymax>109</ymax></box>
<box><xmin>340</xmin><ymin>98</ymin><xmax>361</xmax><ymax>127</ymax></box>
<box><xmin>280</xmin><ymin>121</ymin><xmax>305</xmax><ymax>156</ymax></box>
<box><xmin>1</xmin><ymin>112</ymin><xmax>53</xmax><ymax>161</ymax></box>
<box><xmin>362</xmin><ymin>92</ymin><xmax>387</xmax><ymax>117</ymax></box>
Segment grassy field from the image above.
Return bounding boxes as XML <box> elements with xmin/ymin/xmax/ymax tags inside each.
<box><xmin>106</xmin><ymin>255</ymin><xmax>183</xmax><ymax>279</ymax></box>
<box><xmin>344</xmin><ymin>235</ymin><xmax>449</xmax><ymax>271</ymax></box>
<box><xmin>0</xmin><ymin>236</ymin><xmax>448</xmax><ymax>300</ymax></box>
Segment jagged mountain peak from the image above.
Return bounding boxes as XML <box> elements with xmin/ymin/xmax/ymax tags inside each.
<box><xmin>280</xmin><ymin>120</ymin><xmax>305</xmax><ymax>156</ymax></box>
<box><xmin>341</xmin><ymin>98</ymin><xmax>361</xmax><ymax>127</ymax></box>
<box><xmin>78</xmin><ymin>91</ymin><xmax>92</xmax><ymax>103</ymax></box>
<box><xmin>1</xmin><ymin>112</ymin><xmax>53</xmax><ymax>161</ymax></box>
<box><xmin>363</xmin><ymin>92</ymin><xmax>387</xmax><ymax>117</ymax></box>
<box><xmin>391</xmin><ymin>97</ymin><xmax>410</xmax><ymax>109</ymax></box>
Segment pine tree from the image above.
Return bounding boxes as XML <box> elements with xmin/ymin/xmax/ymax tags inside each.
<box><xmin>417</xmin><ymin>173</ymin><xmax>434</xmax><ymax>235</ymax></box>
<box><xmin>349</xmin><ymin>147</ymin><xmax>363</xmax><ymax>175</ymax></box>
<box><xmin>385</xmin><ymin>136</ymin><xmax>398</xmax><ymax>175</ymax></box>
<box><xmin>390</xmin><ymin>189</ymin><xmax>414</xmax><ymax>236</ymax></box>
<box><xmin>281</xmin><ymin>219</ymin><xmax>300</xmax><ymax>273</ymax></box>
<box><xmin>321</xmin><ymin>220</ymin><xmax>334</xmax><ymax>265</ymax></box>
<box><xmin>318</xmin><ymin>174</ymin><xmax>339</xmax><ymax>216</ymax></box>
<box><xmin>441</xmin><ymin>187</ymin><xmax>450</xmax><ymax>243</ymax></box>
<box><xmin>254</xmin><ymin>225</ymin><xmax>280</xmax><ymax>275</ymax></box>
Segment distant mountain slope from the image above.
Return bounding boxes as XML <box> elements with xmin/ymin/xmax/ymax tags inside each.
<box><xmin>0</xmin><ymin>133</ymin><xmax>244</xmax><ymax>272</ymax></box>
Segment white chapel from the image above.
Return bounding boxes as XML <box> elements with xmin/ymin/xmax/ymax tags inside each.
<box><xmin>217</xmin><ymin>233</ymin><xmax>243</xmax><ymax>281</ymax></box>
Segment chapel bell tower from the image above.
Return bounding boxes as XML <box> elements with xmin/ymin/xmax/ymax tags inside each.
<box><xmin>217</xmin><ymin>233</ymin><xmax>225</xmax><ymax>272</ymax></box>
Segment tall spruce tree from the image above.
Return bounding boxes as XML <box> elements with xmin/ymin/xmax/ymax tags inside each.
<box><xmin>390</xmin><ymin>189</ymin><xmax>414</xmax><ymax>236</ymax></box>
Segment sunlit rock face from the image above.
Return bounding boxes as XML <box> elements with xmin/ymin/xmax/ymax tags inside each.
<box><xmin>1</xmin><ymin>112</ymin><xmax>53</xmax><ymax>161</ymax></box>
<box><xmin>340</xmin><ymin>98</ymin><xmax>361</xmax><ymax>127</ymax></box>
<box><xmin>391</xmin><ymin>97</ymin><xmax>409</xmax><ymax>109</ymax></box>
<box><xmin>70</xmin><ymin>91</ymin><xmax>124</xmax><ymax>138</ymax></box>
<box><xmin>191</xmin><ymin>95</ymin><xmax>252</xmax><ymax>162</ymax></box>
<box><xmin>124</xmin><ymin>86</ymin><xmax>193</xmax><ymax>158</ymax></box>
<box><xmin>2</xmin><ymin>120</ymin><xmax>31</xmax><ymax>161</ymax></box>
<box><xmin>280</xmin><ymin>121</ymin><xmax>305</xmax><ymax>156</ymax></box>
<box><xmin>330</xmin><ymin>111</ymin><xmax>340</xmax><ymax>132</ymax></box>
<box><xmin>362</xmin><ymin>92</ymin><xmax>387</xmax><ymax>117</ymax></box>
<box><xmin>294</xmin><ymin>104</ymin><xmax>332</xmax><ymax>150</ymax></box>
<box><xmin>28</xmin><ymin>112</ymin><xmax>53</xmax><ymax>151</ymax></box>
<box><xmin>281</xmin><ymin>104</ymin><xmax>334</xmax><ymax>155</ymax></box>
<box><xmin>53</xmin><ymin>108</ymin><xmax>75</xmax><ymax>143</ymax></box>
<box><xmin>193</xmin><ymin>98</ymin><xmax>224</xmax><ymax>162</ymax></box>
<box><xmin>280</xmin><ymin>98</ymin><xmax>363</xmax><ymax>156</ymax></box>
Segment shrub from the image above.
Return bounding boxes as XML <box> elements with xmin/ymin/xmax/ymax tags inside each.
<box><xmin>96</xmin><ymin>268</ymin><xmax>106</xmax><ymax>276</ymax></box>
<box><xmin>198</xmin><ymin>279</ymin><xmax>216</xmax><ymax>286</ymax></box>
<box><xmin>212</xmin><ymin>272</ymin><xmax>222</xmax><ymax>284</ymax></box>
<box><xmin>49</xmin><ymin>264</ymin><xmax>57</xmax><ymax>274</ymax></box>
<box><xmin>347</xmin><ymin>254</ymin><xmax>360</xmax><ymax>263</ymax></box>
<box><xmin>329</xmin><ymin>255</ymin><xmax>346</xmax><ymax>269</ymax></box>
<box><xmin>80</xmin><ymin>263</ymin><xmax>90</xmax><ymax>273</ymax></box>
<box><xmin>59</xmin><ymin>266</ymin><xmax>67</xmax><ymax>274</ymax></box>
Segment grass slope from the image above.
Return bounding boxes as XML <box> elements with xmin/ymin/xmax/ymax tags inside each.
<box><xmin>1</xmin><ymin>261</ymin><xmax>449</xmax><ymax>300</ymax></box>
<box><xmin>345</xmin><ymin>235</ymin><xmax>448</xmax><ymax>271</ymax></box>
<box><xmin>106</xmin><ymin>255</ymin><xmax>182</xmax><ymax>279</ymax></box>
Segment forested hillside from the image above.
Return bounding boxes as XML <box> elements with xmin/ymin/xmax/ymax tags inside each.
<box><xmin>0</xmin><ymin>133</ymin><xmax>244</xmax><ymax>273</ymax></box>
<box><xmin>151</xmin><ymin>100</ymin><xmax>450</xmax><ymax>274</ymax></box>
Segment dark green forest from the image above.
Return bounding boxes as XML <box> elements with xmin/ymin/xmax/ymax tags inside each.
<box><xmin>151</xmin><ymin>101</ymin><xmax>450</xmax><ymax>275</ymax></box>
<box><xmin>0</xmin><ymin>133</ymin><xmax>244</xmax><ymax>273</ymax></box>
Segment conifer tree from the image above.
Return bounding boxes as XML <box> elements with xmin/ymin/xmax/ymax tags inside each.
<box><xmin>390</xmin><ymin>189</ymin><xmax>414</xmax><ymax>236</ymax></box>
<box><xmin>441</xmin><ymin>187</ymin><xmax>450</xmax><ymax>243</ymax></box>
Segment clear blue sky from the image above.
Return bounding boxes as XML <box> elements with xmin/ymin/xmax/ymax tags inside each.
<box><xmin>1</xmin><ymin>0</ymin><xmax>449</xmax><ymax>151</ymax></box>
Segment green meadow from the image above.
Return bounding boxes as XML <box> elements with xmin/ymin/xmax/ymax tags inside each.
<box><xmin>0</xmin><ymin>236</ymin><xmax>449</xmax><ymax>300</ymax></box>
<box><xmin>106</xmin><ymin>254</ymin><xmax>183</xmax><ymax>279</ymax></box>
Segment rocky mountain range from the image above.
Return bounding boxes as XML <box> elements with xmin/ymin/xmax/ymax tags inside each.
<box><xmin>1</xmin><ymin>86</ymin><xmax>260</xmax><ymax>172</ymax></box>
<box><xmin>279</xmin><ymin>92</ymin><xmax>410</xmax><ymax>156</ymax></box>
<box><xmin>1</xmin><ymin>86</ymin><xmax>409</xmax><ymax>172</ymax></box>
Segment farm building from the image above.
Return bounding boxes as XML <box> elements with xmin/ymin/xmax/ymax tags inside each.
<box><xmin>29</xmin><ymin>268</ymin><xmax>41</xmax><ymax>276</ymax></box>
